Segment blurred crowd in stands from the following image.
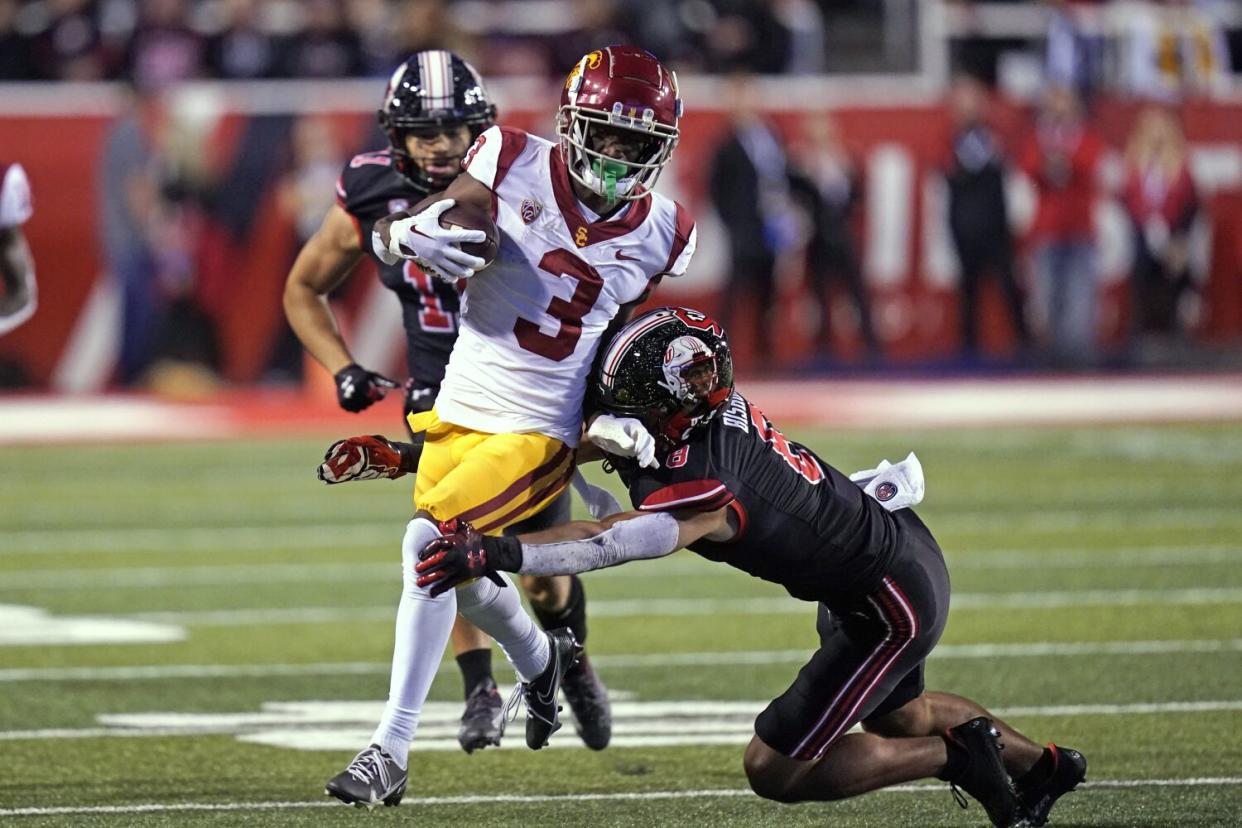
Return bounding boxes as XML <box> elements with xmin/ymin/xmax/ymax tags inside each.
<box><xmin>0</xmin><ymin>0</ymin><xmax>837</xmax><ymax>83</ymax></box>
<box><xmin>709</xmin><ymin>0</ymin><xmax>1236</xmax><ymax>370</ymax></box>
<box><xmin>2</xmin><ymin>0</ymin><xmax>1239</xmax><ymax>390</ymax></box>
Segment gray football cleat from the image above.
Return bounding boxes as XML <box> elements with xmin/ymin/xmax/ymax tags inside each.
<box><xmin>324</xmin><ymin>744</ymin><xmax>407</xmax><ymax>809</ymax></box>
<box><xmin>458</xmin><ymin>677</ymin><xmax>505</xmax><ymax>754</ymax></box>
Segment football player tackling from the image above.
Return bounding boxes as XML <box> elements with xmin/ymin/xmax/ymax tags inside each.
<box><xmin>321</xmin><ymin>47</ymin><xmax>696</xmax><ymax>808</ymax></box>
<box><xmin>284</xmin><ymin>51</ymin><xmax>611</xmax><ymax>757</ymax></box>
<box><xmin>418</xmin><ymin>307</ymin><xmax>1088</xmax><ymax>828</ymax></box>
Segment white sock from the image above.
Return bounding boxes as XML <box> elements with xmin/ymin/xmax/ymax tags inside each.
<box><xmin>456</xmin><ymin>572</ymin><xmax>550</xmax><ymax>682</ymax></box>
<box><xmin>371</xmin><ymin>517</ymin><xmax>454</xmax><ymax>769</ymax></box>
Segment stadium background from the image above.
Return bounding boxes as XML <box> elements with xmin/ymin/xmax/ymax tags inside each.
<box><xmin>3</xmin><ymin>2</ymin><xmax>1242</xmax><ymax>826</ymax></box>
<box><xmin>2</xmin><ymin>0</ymin><xmax>1242</xmax><ymax>390</ymax></box>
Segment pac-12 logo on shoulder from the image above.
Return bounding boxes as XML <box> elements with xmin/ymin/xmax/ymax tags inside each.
<box><xmin>521</xmin><ymin>198</ymin><xmax>543</xmax><ymax>224</ymax></box>
<box><xmin>875</xmin><ymin>482</ymin><xmax>898</xmax><ymax>502</ymax></box>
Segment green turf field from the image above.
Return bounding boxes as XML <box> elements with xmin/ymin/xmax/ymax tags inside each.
<box><xmin>2</xmin><ymin>423</ymin><xmax>1241</xmax><ymax>826</ymax></box>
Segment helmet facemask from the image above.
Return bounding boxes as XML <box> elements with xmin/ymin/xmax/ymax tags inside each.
<box><xmin>650</xmin><ymin>336</ymin><xmax>730</xmax><ymax>445</ymax></box>
<box><xmin>378</xmin><ymin>52</ymin><xmax>496</xmax><ymax>190</ymax></box>
<box><xmin>382</xmin><ymin>117</ymin><xmax>490</xmax><ymax>190</ymax></box>
<box><xmin>557</xmin><ymin>102</ymin><xmax>678</xmax><ymax>203</ymax></box>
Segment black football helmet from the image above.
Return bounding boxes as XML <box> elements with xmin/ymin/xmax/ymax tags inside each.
<box><xmin>594</xmin><ymin>307</ymin><xmax>734</xmax><ymax>448</ymax></box>
<box><xmin>378</xmin><ymin>50</ymin><xmax>497</xmax><ymax>188</ymax></box>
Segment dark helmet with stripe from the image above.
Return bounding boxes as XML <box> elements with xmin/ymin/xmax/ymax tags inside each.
<box><xmin>378</xmin><ymin>50</ymin><xmax>498</xmax><ymax>188</ymax></box>
<box><xmin>594</xmin><ymin>307</ymin><xmax>734</xmax><ymax>447</ymax></box>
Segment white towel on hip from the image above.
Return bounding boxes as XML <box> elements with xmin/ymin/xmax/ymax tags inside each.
<box><xmin>849</xmin><ymin>451</ymin><xmax>925</xmax><ymax>512</ymax></box>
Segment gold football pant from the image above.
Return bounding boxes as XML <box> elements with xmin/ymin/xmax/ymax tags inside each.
<box><xmin>406</xmin><ymin>408</ymin><xmax>575</xmax><ymax>535</ymax></box>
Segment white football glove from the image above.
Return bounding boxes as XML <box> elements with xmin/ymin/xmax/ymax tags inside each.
<box><xmin>376</xmin><ymin>199</ymin><xmax>487</xmax><ymax>281</ymax></box>
<box><xmin>587</xmin><ymin>414</ymin><xmax>659</xmax><ymax>469</ymax></box>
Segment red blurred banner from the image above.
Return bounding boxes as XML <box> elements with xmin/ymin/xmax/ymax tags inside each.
<box><xmin>2</xmin><ymin>95</ymin><xmax>1240</xmax><ymax>388</ymax></box>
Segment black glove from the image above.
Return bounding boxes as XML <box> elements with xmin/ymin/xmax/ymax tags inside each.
<box><xmin>415</xmin><ymin>520</ymin><xmax>521</xmax><ymax>597</ymax></box>
<box><xmin>334</xmin><ymin>364</ymin><xmax>398</xmax><ymax>412</ymax></box>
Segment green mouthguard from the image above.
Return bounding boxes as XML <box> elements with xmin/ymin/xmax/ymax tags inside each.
<box><xmin>593</xmin><ymin>157</ymin><xmax>628</xmax><ymax>202</ymax></box>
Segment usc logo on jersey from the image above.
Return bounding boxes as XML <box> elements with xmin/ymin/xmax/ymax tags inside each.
<box><xmin>574</xmin><ymin>226</ymin><xmax>589</xmax><ymax>247</ymax></box>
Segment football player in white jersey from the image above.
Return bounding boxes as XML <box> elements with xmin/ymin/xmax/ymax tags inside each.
<box><xmin>323</xmin><ymin>45</ymin><xmax>697</xmax><ymax>808</ymax></box>
<box><xmin>0</xmin><ymin>161</ymin><xmax>36</xmax><ymax>335</ymax></box>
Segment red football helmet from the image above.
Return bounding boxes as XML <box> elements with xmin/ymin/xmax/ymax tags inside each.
<box><xmin>557</xmin><ymin>46</ymin><xmax>682</xmax><ymax>202</ymax></box>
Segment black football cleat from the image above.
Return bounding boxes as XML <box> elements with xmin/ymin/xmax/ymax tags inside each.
<box><xmin>521</xmin><ymin>628</ymin><xmax>581</xmax><ymax>750</ymax></box>
<box><xmin>941</xmin><ymin>717</ymin><xmax>1024</xmax><ymax>828</ymax></box>
<box><xmin>560</xmin><ymin>653</ymin><xmax>612</xmax><ymax>750</ymax></box>
<box><xmin>458</xmin><ymin>677</ymin><xmax>505</xmax><ymax>754</ymax></box>
<box><xmin>324</xmin><ymin>744</ymin><xmax>407</xmax><ymax>809</ymax></box>
<box><xmin>1018</xmin><ymin>744</ymin><xmax>1088</xmax><ymax>826</ymax></box>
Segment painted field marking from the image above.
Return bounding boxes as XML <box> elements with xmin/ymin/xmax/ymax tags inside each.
<box><xmin>81</xmin><ymin>586</ymin><xmax>1242</xmax><ymax>627</ymax></box>
<box><xmin>0</xmin><ymin>604</ymin><xmax>184</xmax><ymax>646</ymax></box>
<box><xmin>0</xmin><ymin>525</ymin><xmax>398</xmax><ymax>556</ymax></box>
<box><xmin>4</xmin><ymin>503</ymin><xmax>1242</xmax><ymax>556</ymax></box>
<box><xmin>2</xmin><ymin>638</ymin><xmax>1240</xmax><ymax>683</ymax></box>
<box><xmin>3</xmin><ymin>543</ymin><xmax>1240</xmax><ymax>584</ymax></box>
<box><xmin>1</xmin><ymin>697</ymin><xmax>1241</xmax><ymax>749</ymax></box>
<box><xmin>2</xmin><ymin>776</ymin><xmax>1242</xmax><ymax>817</ymax></box>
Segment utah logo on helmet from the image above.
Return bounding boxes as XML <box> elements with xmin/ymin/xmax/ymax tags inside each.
<box><xmin>594</xmin><ymin>307</ymin><xmax>734</xmax><ymax>446</ymax></box>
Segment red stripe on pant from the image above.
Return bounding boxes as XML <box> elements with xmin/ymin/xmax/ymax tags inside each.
<box><xmin>476</xmin><ymin>461</ymin><xmax>575</xmax><ymax>535</ymax></box>
<box><xmin>792</xmin><ymin>578</ymin><xmax>919</xmax><ymax>760</ymax></box>
<box><xmin>456</xmin><ymin>444</ymin><xmax>572</xmax><ymax>525</ymax></box>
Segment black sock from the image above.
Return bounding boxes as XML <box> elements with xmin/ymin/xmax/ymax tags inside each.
<box><xmin>531</xmin><ymin>575</ymin><xmax>588</xmax><ymax>647</ymax></box>
<box><xmin>937</xmin><ymin>734</ymin><xmax>970</xmax><ymax>782</ymax></box>
<box><xmin>1016</xmin><ymin>746</ymin><xmax>1056</xmax><ymax>788</ymax></box>
<box><xmin>456</xmin><ymin>648</ymin><xmax>493</xmax><ymax>698</ymax></box>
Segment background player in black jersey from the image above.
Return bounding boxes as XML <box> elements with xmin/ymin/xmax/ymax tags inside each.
<box><xmin>283</xmin><ymin>50</ymin><xmax>609</xmax><ymax>755</ymax></box>
<box><xmin>416</xmin><ymin>307</ymin><xmax>1087</xmax><ymax>828</ymax></box>
<box><xmin>0</xmin><ymin>161</ymin><xmax>37</xmax><ymax>336</ymax></box>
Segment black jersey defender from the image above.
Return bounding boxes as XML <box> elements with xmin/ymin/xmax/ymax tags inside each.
<box><xmin>336</xmin><ymin>151</ymin><xmax>459</xmax><ymax>390</ymax></box>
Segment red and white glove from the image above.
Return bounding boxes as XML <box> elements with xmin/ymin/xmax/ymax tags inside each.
<box><xmin>318</xmin><ymin>435</ymin><xmax>407</xmax><ymax>484</ymax></box>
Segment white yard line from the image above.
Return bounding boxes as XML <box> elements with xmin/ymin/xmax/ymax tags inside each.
<box><xmin>3</xmin><ymin>544</ymin><xmax>1240</xmax><ymax>586</ymax></box>
<box><xmin>93</xmin><ymin>587</ymin><xmax>1242</xmax><ymax>627</ymax></box>
<box><xmin>1</xmin><ymin>777</ymin><xmax>1240</xmax><ymax>817</ymax></box>
<box><xmin>1</xmin><ymin>638</ymin><xmax>1239</xmax><ymax>683</ymax></box>
<box><xmin>3</xmin><ymin>698</ymin><xmax>1240</xmax><ymax>749</ymax></box>
<box><xmin>3</xmin><ymin>506</ymin><xmax>1241</xmax><ymax>556</ymax></box>
<box><xmin>0</xmin><ymin>525</ymin><xmax>396</xmax><ymax>555</ymax></box>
